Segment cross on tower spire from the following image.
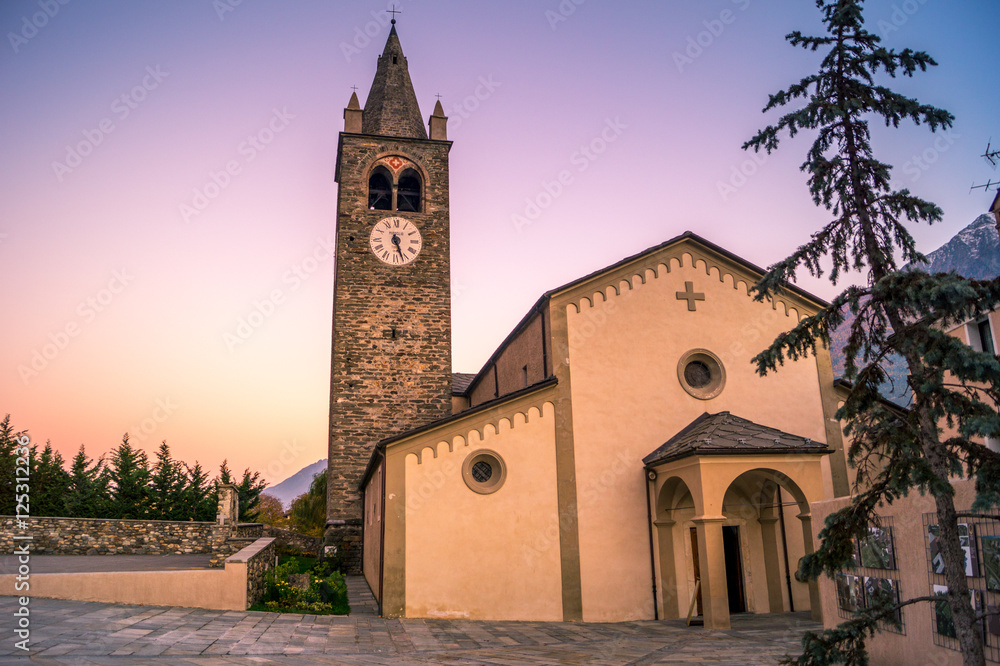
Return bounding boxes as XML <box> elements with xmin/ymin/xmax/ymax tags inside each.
<box><xmin>387</xmin><ymin>4</ymin><xmax>401</xmax><ymax>24</ymax></box>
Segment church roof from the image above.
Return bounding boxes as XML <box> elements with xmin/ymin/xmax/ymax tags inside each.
<box><xmin>642</xmin><ymin>412</ymin><xmax>830</xmax><ymax>467</ymax></box>
<box><xmin>459</xmin><ymin>232</ymin><xmax>829</xmax><ymax>407</ymax></box>
<box><xmin>361</xmin><ymin>26</ymin><xmax>428</xmax><ymax>139</ymax></box>
<box><xmin>452</xmin><ymin>372</ymin><xmax>476</xmax><ymax>394</ymax></box>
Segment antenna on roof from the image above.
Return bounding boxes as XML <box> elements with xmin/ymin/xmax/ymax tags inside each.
<box><xmin>971</xmin><ymin>141</ymin><xmax>1000</xmax><ymax>193</ymax></box>
<box><xmin>983</xmin><ymin>139</ymin><xmax>999</xmax><ymax>168</ymax></box>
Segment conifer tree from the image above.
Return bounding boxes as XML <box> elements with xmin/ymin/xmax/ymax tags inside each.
<box><xmin>31</xmin><ymin>441</ymin><xmax>70</xmax><ymax>517</ymax></box>
<box><xmin>180</xmin><ymin>461</ymin><xmax>216</xmax><ymax>521</ymax></box>
<box><xmin>217</xmin><ymin>459</ymin><xmax>233</xmax><ymax>486</ymax></box>
<box><xmin>150</xmin><ymin>441</ymin><xmax>185</xmax><ymax>520</ymax></box>
<box><xmin>106</xmin><ymin>434</ymin><xmax>151</xmax><ymax>519</ymax></box>
<box><xmin>742</xmin><ymin>2</ymin><xmax>1000</xmax><ymax>664</ymax></box>
<box><xmin>0</xmin><ymin>415</ymin><xmax>24</xmax><ymax>516</ymax></box>
<box><xmin>234</xmin><ymin>468</ymin><xmax>267</xmax><ymax>522</ymax></box>
<box><xmin>65</xmin><ymin>445</ymin><xmax>109</xmax><ymax>518</ymax></box>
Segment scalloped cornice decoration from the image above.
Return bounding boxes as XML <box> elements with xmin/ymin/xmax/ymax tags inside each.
<box><xmin>563</xmin><ymin>247</ymin><xmax>807</xmax><ymax>321</ymax></box>
<box><xmin>406</xmin><ymin>401</ymin><xmax>554</xmax><ymax>465</ymax></box>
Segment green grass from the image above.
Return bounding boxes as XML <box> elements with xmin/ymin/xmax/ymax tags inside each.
<box><xmin>279</xmin><ymin>555</ymin><xmax>316</xmax><ymax>573</ymax></box>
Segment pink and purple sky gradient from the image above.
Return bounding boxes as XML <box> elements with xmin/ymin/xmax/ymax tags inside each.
<box><xmin>2</xmin><ymin>1</ymin><xmax>998</xmax><ymax>484</ymax></box>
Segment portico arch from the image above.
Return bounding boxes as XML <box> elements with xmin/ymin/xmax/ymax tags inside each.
<box><xmin>643</xmin><ymin>412</ymin><xmax>832</xmax><ymax>629</ymax></box>
<box><xmin>651</xmin><ymin>475</ymin><xmax>696</xmax><ymax>619</ymax></box>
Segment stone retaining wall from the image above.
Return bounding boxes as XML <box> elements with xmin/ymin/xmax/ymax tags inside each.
<box><xmin>0</xmin><ymin>516</ymin><xmax>232</xmax><ymax>558</ymax></box>
<box><xmin>236</xmin><ymin>523</ymin><xmax>263</xmax><ymax>539</ymax></box>
<box><xmin>262</xmin><ymin>526</ymin><xmax>323</xmax><ymax>555</ymax></box>
<box><xmin>227</xmin><ymin>537</ymin><xmax>276</xmax><ymax>607</ymax></box>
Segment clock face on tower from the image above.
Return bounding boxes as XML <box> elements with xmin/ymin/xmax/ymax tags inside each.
<box><xmin>369</xmin><ymin>216</ymin><xmax>422</xmax><ymax>266</ymax></box>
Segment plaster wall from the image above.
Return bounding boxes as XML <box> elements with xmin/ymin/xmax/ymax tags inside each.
<box><xmin>403</xmin><ymin>401</ymin><xmax>563</xmax><ymax>620</ymax></box>
<box><xmin>1</xmin><ymin>568</ymin><xmax>247</xmax><ymax>610</ymax></box>
<box><xmin>363</xmin><ymin>458</ymin><xmax>384</xmax><ymax>600</ymax></box>
<box><xmin>563</xmin><ymin>248</ymin><xmax>831</xmax><ymax>622</ymax></box>
<box><xmin>467</xmin><ymin>312</ymin><xmax>547</xmax><ymax>408</ymax></box>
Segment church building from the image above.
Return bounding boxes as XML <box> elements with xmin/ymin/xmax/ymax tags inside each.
<box><xmin>327</xmin><ymin>23</ymin><xmax>852</xmax><ymax>629</ymax></box>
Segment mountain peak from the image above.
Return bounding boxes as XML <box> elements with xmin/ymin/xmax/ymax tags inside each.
<box><xmin>905</xmin><ymin>213</ymin><xmax>1000</xmax><ymax>280</ymax></box>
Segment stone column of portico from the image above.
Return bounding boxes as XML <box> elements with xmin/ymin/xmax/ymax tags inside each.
<box><xmin>758</xmin><ymin>512</ymin><xmax>786</xmax><ymax>613</ymax></box>
<box><xmin>798</xmin><ymin>512</ymin><xmax>823</xmax><ymax>622</ymax></box>
<box><xmin>693</xmin><ymin>516</ymin><xmax>730</xmax><ymax>630</ymax></box>
<box><xmin>653</xmin><ymin>518</ymin><xmax>681</xmax><ymax>619</ymax></box>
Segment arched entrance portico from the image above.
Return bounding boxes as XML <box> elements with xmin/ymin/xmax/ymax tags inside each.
<box><xmin>643</xmin><ymin>412</ymin><xmax>830</xmax><ymax>629</ymax></box>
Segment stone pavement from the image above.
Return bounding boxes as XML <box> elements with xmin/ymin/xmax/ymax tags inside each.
<box><xmin>0</xmin><ymin>601</ymin><xmax>816</xmax><ymax>664</ymax></box>
<box><xmin>0</xmin><ymin>577</ymin><xmax>818</xmax><ymax>664</ymax></box>
<box><xmin>345</xmin><ymin>575</ymin><xmax>380</xmax><ymax>617</ymax></box>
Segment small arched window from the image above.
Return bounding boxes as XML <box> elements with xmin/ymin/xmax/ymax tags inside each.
<box><xmin>397</xmin><ymin>169</ymin><xmax>422</xmax><ymax>212</ymax></box>
<box><xmin>368</xmin><ymin>169</ymin><xmax>392</xmax><ymax>210</ymax></box>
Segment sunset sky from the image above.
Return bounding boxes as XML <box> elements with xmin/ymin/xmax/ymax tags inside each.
<box><xmin>2</xmin><ymin>0</ymin><xmax>998</xmax><ymax>485</ymax></box>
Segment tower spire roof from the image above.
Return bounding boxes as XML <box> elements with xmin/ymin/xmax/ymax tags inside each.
<box><xmin>361</xmin><ymin>25</ymin><xmax>426</xmax><ymax>139</ymax></box>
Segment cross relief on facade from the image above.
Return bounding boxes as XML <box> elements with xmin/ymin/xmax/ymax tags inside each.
<box><xmin>676</xmin><ymin>281</ymin><xmax>705</xmax><ymax>311</ymax></box>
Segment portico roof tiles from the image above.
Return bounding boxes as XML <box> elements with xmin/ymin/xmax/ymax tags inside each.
<box><xmin>643</xmin><ymin>411</ymin><xmax>831</xmax><ymax>467</ymax></box>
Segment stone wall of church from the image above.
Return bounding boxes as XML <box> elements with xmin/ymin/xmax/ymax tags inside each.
<box><xmin>327</xmin><ymin>133</ymin><xmax>453</xmax><ymax>573</ymax></box>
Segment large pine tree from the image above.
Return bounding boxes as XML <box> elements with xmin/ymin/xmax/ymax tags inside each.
<box><xmin>31</xmin><ymin>441</ymin><xmax>70</xmax><ymax>517</ymax></box>
<box><xmin>106</xmin><ymin>434</ymin><xmax>151</xmax><ymax>519</ymax></box>
<box><xmin>150</xmin><ymin>441</ymin><xmax>186</xmax><ymax>520</ymax></box>
<box><xmin>65</xmin><ymin>445</ymin><xmax>108</xmax><ymax>518</ymax></box>
<box><xmin>742</xmin><ymin>2</ymin><xmax>1000</xmax><ymax>664</ymax></box>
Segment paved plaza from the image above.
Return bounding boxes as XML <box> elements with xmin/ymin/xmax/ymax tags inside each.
<box><xmin>0</xmin><ymin>576</ymin><xmax>816</xmax><ymax>664</ymax></box>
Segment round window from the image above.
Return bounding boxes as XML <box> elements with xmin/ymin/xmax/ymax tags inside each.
<box><xmin>462</xmin><ymin>450</ymin><xmax>506</xmax><ymax>495</ymax></box>
<box><xmin>684</xmin><ymin>360</ymin><xmax>712</xmax><ymax>388</ymax></box>
<box><xmin>677</xmin><ymin>349</ymin><xmax>726</xmax><ymax>400</ymax></box>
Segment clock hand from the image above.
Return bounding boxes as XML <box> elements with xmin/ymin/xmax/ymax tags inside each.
<box><xmin>391</xmin><ymin>234</ymin><xmax>404</xmax><ymax>258</ymax></box>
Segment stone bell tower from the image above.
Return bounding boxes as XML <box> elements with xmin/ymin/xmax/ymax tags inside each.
<box><xmin>326</xmin><ymin>20</ymin><xmax>453</xmax><ymax>572</ymax></box>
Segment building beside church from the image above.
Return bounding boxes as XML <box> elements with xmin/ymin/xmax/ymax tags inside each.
<box><xmin>327</xmin><ymin>24</ymin><xmax>854</xmax><ymax>629</ymax></box>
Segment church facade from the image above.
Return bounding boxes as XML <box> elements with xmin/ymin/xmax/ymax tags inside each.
<box><xmin>328</xmin><ymin>25</ymin><xmax>852</xmax><ymax>629</ymax></box>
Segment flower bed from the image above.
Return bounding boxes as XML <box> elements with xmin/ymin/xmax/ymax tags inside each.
<box><xmin>252</xmin><ymin>559</ymin><xmax>349</xmax><ymax>615</ymax></box>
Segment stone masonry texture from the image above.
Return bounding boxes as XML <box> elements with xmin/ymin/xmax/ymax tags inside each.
<box><xmin>0</xmin><ymin>516</ymin><xmax>232</xmax><ymax>560</ymax></box>
<box><xmin>327</xmin><ymin>131</ymin><xmax>453</xmax><ymax>573</ymax></box>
